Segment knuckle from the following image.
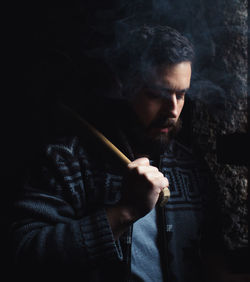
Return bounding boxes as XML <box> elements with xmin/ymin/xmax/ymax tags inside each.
<box><xmin>151</xmin><ymin>166</ymin><xmax>159</xmax><ymax>172</ymax></box>
<box><xmin>135</xmin><ymin>166</ymin><xmax>143</xmax><ymax>175</ymax></box>
<box><xmin>128</xmin><ymin>163</ymin><xmax>137</xmax><ymax>170</ymax></box>
<box><xmin>141</xmin><ymin>157</ymin><xmax>150</xmax><ymax>164</ymax></box>
<box><xmin>133</xmin><ymin>157</ymin><xmax>150</xmax><ymax>166</ymax></box>
<box><xmin>158</xmin><ymin>171</ymin><xmax>164</xmax><ymax>178</ymax></box>
<box><xmin>164</xmin><ymin>177</ymin><xmax>169</xmax><ymax>186</ymax></box>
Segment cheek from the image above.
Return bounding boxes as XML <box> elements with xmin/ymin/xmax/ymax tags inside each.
<box><xmin>140</xmin><ymin>99</ymin><xmax>162</xmax><ymax>125</ymax></box>
<box><xmin>177</xmin><ymin>101</ymin><xmax>185</xmax><ymax>117</ymax></box>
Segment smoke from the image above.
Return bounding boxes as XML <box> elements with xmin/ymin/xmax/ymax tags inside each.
<box><xmin>80</xmin><ymin>0</ymin><xmax>248</xmax><ymax>123</ymax></box>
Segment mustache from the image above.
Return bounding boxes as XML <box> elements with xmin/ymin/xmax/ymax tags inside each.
<box><xmin>148</xmin><ymin>117</ymin><xmax>176</xmax><ymax>129</ymax></box>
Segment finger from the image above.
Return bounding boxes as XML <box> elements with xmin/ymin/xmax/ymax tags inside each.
<box><xmin>154</xmin><ymin>177</ymin><xmax>169</xmax><ymax>190</ymax></box>
<box><xmin>131</xmin><ymin>166</ymin><xmax>158</xmax><ymax>174</ymax></box>
<box><xmin>144</xmin><ymin>171</ymin><xmax>164</xmax><ymax>180</ymax></box>
<box><xmin>163</xmin><ymin>177</ymin><xmax>169</xmax><ymax>188</ymax></box>
<box><xmin>128</xmin><ymin>157</ymin><xmax>150</xmax><ymax>167</ymax></box>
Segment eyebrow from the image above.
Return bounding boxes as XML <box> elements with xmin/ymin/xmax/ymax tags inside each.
<box><xmin>148</xmin><ymin>85</ymin><xmax>190</xmax><ymax>93</ymax></box>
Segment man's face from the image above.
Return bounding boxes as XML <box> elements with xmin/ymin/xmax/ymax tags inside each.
<box><xmin>131</xmin><ymin>62</ymin><xmax>191</xmax><ymax>144</ymax></box>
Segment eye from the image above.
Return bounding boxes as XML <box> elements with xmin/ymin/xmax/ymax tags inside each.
<box><xmin>176</xmin><ymin>91</ymin><xmax>186</xmax><ymax>100</ymax></box>
<box><xmin>145</xmin><ymin>89</ymin><xmax>162</xmax><ymax>99</ymax></box>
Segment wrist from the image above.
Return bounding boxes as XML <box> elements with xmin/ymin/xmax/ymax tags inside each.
<box><xmin>105</xmin><ymin>204</ymin><xmax>138</xmax><ymax>240</ymax></box>
<box><xmin>106</xmin><ymin>204</ymin><xmax>137</xmax><ymax>226</ymax></box>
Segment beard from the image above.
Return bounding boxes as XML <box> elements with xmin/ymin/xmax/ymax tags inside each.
<box><xmin>145</xmin><ymin>118</ymin><xmax>182</xmax><ymax>154</ymax></box>
<box><xmin>124</xmin><ymin>116</ymin><xmax>182</xmax><ymax>159</ymax></box>
<box><xmin>117</xmin><ymin>102</ymin><xmax>182</xmax><ymax>159</ymax></box>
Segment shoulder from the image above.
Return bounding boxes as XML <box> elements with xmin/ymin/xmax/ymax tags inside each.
<box><xmin>42</xmin><ymin>135</ymin><xmax>100</xmax><ymax>174</ymax></box>
<box><xmin>46</xmin><ymin>136</ymin><xmax>82</xmax><ymax>160</ymax></box>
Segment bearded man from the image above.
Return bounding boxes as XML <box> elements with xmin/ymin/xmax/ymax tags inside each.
<box><xmin>9</xmin><ymin>25</ymin><xmax>222</xmax><ymax>282</ymax></box>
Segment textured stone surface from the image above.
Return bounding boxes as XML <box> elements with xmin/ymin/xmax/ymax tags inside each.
<box><xmin>190</xmin><ymin>0</ymin><xmax>248</xmax><ymax>250</ymax></box>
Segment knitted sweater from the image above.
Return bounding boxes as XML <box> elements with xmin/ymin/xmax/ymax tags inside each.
<box><xmin>9</xmin><ymin>100</ymin><xmax>220</xmax><ymax>282</ymax></box>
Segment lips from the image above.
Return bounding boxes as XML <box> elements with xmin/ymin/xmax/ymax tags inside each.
<box><xmin>159</xmin><ymin>127</ymin><xmax>170</xmax><ymax>133</ymax></box>
<box><xmin>148</xmin><ymin>118</ymin><xmax>176</xmax><ymax>136</ymax></box>
<box><xmin>149</xmin><ymin>126</ymin><xmax>172</xmax><ymax>136</ymax></box>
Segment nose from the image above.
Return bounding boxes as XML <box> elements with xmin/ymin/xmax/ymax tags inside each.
<box><xmin>161</xmin><ymin>94</ymin><xmax>178</xmax><ymax>118</ymax></box>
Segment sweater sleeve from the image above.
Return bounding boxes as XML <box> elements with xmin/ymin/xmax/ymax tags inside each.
<box><xmin>9</xmin><ymin>138</ymin><xmax>123</xmax><ymax>269</ymax></box>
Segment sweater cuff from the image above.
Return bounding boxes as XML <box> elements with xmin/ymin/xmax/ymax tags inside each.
<box><xmin>79</xmin><ymin>208</ymin><xmax>123</xmax><ymax>264</ymax></box>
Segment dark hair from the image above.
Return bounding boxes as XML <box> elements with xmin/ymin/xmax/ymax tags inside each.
<box><xmin>107</xmin><ymin>25</ymin><xmax>195</xmax><ymax>97</ymax></box>
<box><xmin>130</xmin><ymin>25</ymin><xmax>194</xmax><ymax>65</ymax></box>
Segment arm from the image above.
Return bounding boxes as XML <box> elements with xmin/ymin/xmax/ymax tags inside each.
<box><xmin>10</xmin><ymin>143</ymin><xmax>123</xmax><ymax>269</ymax></box>
<box><xmin>11</xmin><ymin>190</ymin><xmax>122</xmax><ymax>269</ymax></box>
<box><xmin>10</xmin><ymin>145</ymin><xmax>168</xmax><ymax>268</ymax></box>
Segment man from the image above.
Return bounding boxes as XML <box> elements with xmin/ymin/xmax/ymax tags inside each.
<box><xmin>9</xmin><ymin>25</ymin><xmax>220</xmax><ymax>282</ymax></box>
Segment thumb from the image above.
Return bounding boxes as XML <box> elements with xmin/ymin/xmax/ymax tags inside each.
<box><xmin>128</xmin><ymin>157</ymin><xmax>150</xmax><ymax>168</ymax></box>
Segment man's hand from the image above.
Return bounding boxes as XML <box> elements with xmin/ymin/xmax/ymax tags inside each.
<box><xmin>121</xmin><ymin>157</ymin><xmax>169</xmax><ymax>220</ymax></box>
<box><xmin>106</xmin><ymin>157</ymin><xmax>169</xmax><ymax>240</ymax></box>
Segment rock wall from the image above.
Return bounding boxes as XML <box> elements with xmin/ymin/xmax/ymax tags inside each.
<box><xmin>191</xmin><ymin>0</ymin><xmax>248</xmax><ymax>250</ymax></box>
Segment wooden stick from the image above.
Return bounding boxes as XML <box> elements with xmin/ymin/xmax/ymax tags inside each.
<box><xmin>59</xmin><ymin>102</ymin><xmax>170</xmax><ymax>205</ymax></box>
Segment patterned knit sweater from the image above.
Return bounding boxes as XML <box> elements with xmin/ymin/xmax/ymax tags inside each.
<box><xmin>9</xmin><ymin>99</ymin><xmax>220</xmax><ymax>282</ymax></box>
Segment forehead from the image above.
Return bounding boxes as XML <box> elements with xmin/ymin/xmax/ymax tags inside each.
<box><xmin>148</xmin><ymin>62</ymin><xmax>192</xmax><ymax>90</ymax></box>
